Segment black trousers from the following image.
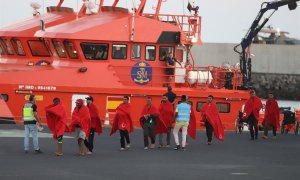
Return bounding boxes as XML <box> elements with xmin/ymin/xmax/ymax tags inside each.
<box><xmin>143</xmin><ymin>123</ymin><xmax>156</xmax><ymax>147</ymax></box>
<box><xmin>84</xmin><ymin>128</ymin><xmax>95</xmax><ymax>152</ymax></box>
<box><xmin>205</xmin><ymin>121</ymin><xmax>213</xmax><ymax>142</ymax></box>
<box><xmin>248</xmin><ymin>113</ymin><xmax>258</xmax><ymax>139</ymax></box>
<box><xmin>264</xmin><ymin>121</ymin><xmax>277</xmax><ymax>136</ymax></box>
<box><xmin>119</xmin><ymin>130</ymin><xmax>130</xmax><ymax>148</ymax></box>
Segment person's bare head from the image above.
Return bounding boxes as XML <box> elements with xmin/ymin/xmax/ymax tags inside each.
<box><xmin>208</xmin><ymin>95</ymin><xmax>214</xmax><ymax>103</ymax></box>
<box><xmin>123</xmin><ymin>96</ymin><xmax>129</xmax><ymax>104</ymax></box>
<box><xmin>147</xmin><ymin>96</ymin><xmax>152</xmax><ymax>106</ymax></box>
<box><xmin>53</xmin><ymin>97</ymin><xmax>60</xmax><ymax>105</ymax></box>
<box><xmin>268</xmin><ymin>92</ymin><xmax>274</xmax><ymax>99</ymax></box>
<box><xmin>162</xmin><ymin>95</ymin><xmax>168</xmax><ymax>102</ymax></box>
<box><xmin>250</xmin><ymin>90</ymin><xmax>256</xmax><ymax>98</ymax></box>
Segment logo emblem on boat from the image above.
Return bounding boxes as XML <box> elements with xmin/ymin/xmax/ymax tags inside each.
<box><xmin>35</xmin><ymin>60</ymin><xmax>51</xmax><ymax>66</ymax></box>
<box><xmin>131</xmin><ymin>62</ymin><xmax>152</xmax><ymax>85</ymax></box>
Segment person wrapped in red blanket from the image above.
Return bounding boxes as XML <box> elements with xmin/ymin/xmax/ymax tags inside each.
<box><xmin>140</xmin><ymin>96</ymin><xmax>168</xmax><ymax>149</ymax></box>
<box><xmin>84</xmin><ymin>96</ymin><xmax>102</xmax><ymax>154</ymax></box>
<box><xmin>69</xmin><ymin>99</ymin><xmax>91</xmax><ymax>156</ymax></box>
<box><xmin>243</xmin><ymin>90</ymin><xmax>263</xmax><ymax>140</ymax></box>
<box><xmin>200</xmin><ymin>95</ymin><xmax>224</xmax><ymax>145</ymax></box>
<box><xmin>45</xmin><ymin>97</ymin><xmax>67</xmax><ymax>156</ymax></box>
<box><xmin>262</xmin><ymin>92</ymin><xmax>279</xmax><ymax>139</ymax></box>
<box><xmin>110</xmin><ymin>96</ymin><xmax>133</xmax><ymax>150</ymax></box>
<box><xmin>158</xmin><ymin>95</ymin><xmax>174</xmax><ymax>147</ymax></box>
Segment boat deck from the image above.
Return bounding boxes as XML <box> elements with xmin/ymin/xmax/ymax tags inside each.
<box><xmin>0</xmin><ymin>124</ymin><xmax>299</xmax><ymax>180</ymax></box>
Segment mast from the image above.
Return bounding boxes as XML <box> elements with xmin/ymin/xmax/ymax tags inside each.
<box><xmin>136</xmin><ymin>0</ymin><xmax>146</xmax><ymax>15</ymax></box>
<box><xmin>154</xmin><ymin>0</ymin><xmax>163</xmax><ymax>20</ymax></box>
<box><xmin>112</xmin><ymin>0</ymin><xmax>120</xmax><ymax>7</ymax></box>
<box><xmin>98</xmin><ymin>0</ymin><xmax>105</xmax><ymax>12</ymax></box>
<box><xmin>57</xmin><ymin>0</ymin><xmax>64</xmax><ymax>8</ymax></box>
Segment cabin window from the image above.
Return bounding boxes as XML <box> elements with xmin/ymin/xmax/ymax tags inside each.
<box><xmin>81</xmin><ymin>43</ymin><xmax>108</xmax><ymax>60</ymax></box>
<box><xmin>0</xmin><ymin>44</ymin><xmax>4</xmax><ymax>55</ymax></box>
<box><xmin>0</xmin><ymin>38</ymin><xmax>14</xmax><ymax>55</ymax></box>
<box><xmin>196</xmin><ymin>102</ymin><xmax>205</xmax><ymax>112</ymax></box>
<box><xmin>0</xmin><ymin>94</ymin><xmax>9</xmax><ymax>102</ymax></box>
<box><xmin>112</xmin><ymin>44</ymin><xmax>127</xmax><ymax>59</ymax></box>
<box><xmin>11</xmin><ymin>39</ymin><xmax>25</xmax><ymax>56</ymax></box>
<box><xmin>52</xmin><ymin>40</ymin><xmax>67</xmax><ymax>58</ymax></box>
<box><xmin>216</xmin><ymin>102</ymin><xmax>230</xmax><ymax>113</ymax></box>
<box><xmin>28</xmin><ymin>40</ymin><xmax>51</xmax><ymax>57</ymax></box>
<box><xmin>159</xmin><ymin>46</ymin><xmax>174</xmax><ymax>61</ymax></box>
<box><xmin>63</xmin><ymin>40</ymin><xmax>78</xmax><ymax>59</ymax></box>
<box><xmin>145</xmin><ymin>45</ymin><xmax>156</xmax><ymax>61</ymax></box>
<box><xmin>131</xmin><ymin>44</ymin><xmax>141</xmax><ymax>60</ymax></box>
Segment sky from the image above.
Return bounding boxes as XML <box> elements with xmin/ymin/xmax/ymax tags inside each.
<box><xmin>0</xmin><ymin>0</ymin><xmax>299</xmax><ymax>43</ymax></box>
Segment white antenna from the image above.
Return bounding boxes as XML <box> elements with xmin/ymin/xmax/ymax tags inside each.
<box><xmin>30</xmin><ymin>2</ymin><xmax>41</xmax><ymax>16</ymax></box>
<box><xmin>84</xmin><ymin>0</ymin><xmax>96</xmax><ymax>14</ymax></box>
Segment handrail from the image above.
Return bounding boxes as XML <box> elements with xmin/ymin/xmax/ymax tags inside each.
<box><xmin>141</xmin><ymin>13</ymin><xmax>202</xmax><ymax>44</ymax></box>
<box><xmin>110</xmin><ymin>64</ymin><xmax>243</xmax><ymax>89</ymax></box>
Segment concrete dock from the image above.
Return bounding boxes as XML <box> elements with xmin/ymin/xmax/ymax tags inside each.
<box><xmin>0</xmin><ymin>124</ymin><xmax>299</xmax><ymax>180</ymax></box>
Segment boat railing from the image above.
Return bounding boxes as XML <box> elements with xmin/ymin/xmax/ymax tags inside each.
<box><xmin>142</xmin><ymin>13</ymin><xmax>202</xmax><ymax>44</ymax></box>
<box><xmin>109</xmin><ymin>64</ymin><xmax>243</xmax><ymax>89</ymax></box>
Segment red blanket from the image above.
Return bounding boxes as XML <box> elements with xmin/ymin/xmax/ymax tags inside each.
<box><xmin>159</xmin><ymin>101</ymin><xmax>174</xmax><ymax>128</ymax></box>
<box><xmin>200</xmin><ymin>103</ymin><xmax>225</xmax><ymax>141</ymax></box>
<box><xmin>69</xmin><ymin>106</ymin><xmax>91</xmax><ymax>138</ymax></box>
<box><xmin>110</xmin><ymin>103</ymin><xmax>134</xmax><ymax>136</ymax></box>
<box><xmin>188</xmin><ymin>108</ymin><xmax>197</xmax><ymax>140</ymax></box>
<box><xmin>45</xmin><ymin>103</ymin><xmax>67</xmax><ymax>139</ymax></box>
<box><xmin>263</xmin><ymin>99</ymin><xmax>280</xmax><ymax>129</ymax></box>
<box><xmin>243</xmin><ymin>96</ymin><xmax>263</xmax><ymax>120</ymax></box>
<box><xmin>140</xmin><ymin>104</ymin><xmax>169</xmax><ymax>134</ymax></box>
<box><xmin>88</xmin><ymin>103</ymin><xmax>102</xmax><ymax>135</ymax></box>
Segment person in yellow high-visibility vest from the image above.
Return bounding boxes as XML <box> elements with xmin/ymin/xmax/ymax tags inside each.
<box><xmin>23</xmin><ymin>95</ymin><xmax>43</xmax><ymax>154</ymax></box>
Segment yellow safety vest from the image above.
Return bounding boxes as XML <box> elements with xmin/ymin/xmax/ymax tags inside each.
<box><xmin>23</xmin><ymin>103</ymin><xmax>35</xmax><ymax>121</ymax></box>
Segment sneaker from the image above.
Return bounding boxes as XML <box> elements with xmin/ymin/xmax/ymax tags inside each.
<box><xmin>35</xmin><ymin>149</ymin><xmax>43</xmax><ymax>154</ymax></box>
<box><xmin>120</xmin><ymin>148</ymin><xmax>126</xmax><ymax>151</ymax></box>
<box><xmin>150</xmin><ymin>144</ymin><xmax>155</xmax><ymax>149</ymax></box>
<box><xmin>173</xmin><ymin>145</ymin><xmax>180</xmax><ymax>150</ymax></box>
<box><xmin>126</xmin><ymin>144</ymin><xmax>131</xmax><ymax>149</ymax></box>
<box><xmin>165</xmin><ymin>145</ymin><xmax>171</xmax><ymax>148</ymax></box>
<box><xmin>86</xmin><ymin>151</ymin><xmax>92</xmax><ymax>155</ymax></box>
<box><xmin>181</xmin><ymin>147</ymin><xmax>187</xmax><ymax>151</ymax></box>
<box><xmin>55</xmin><ymin>152</ymin><xmax>64</xmax><ymax>156</ymax></box>
<box><xmin>24</xmin><ymin>150</ymin><xmax>29</xmax><ymax>154</ymax></box>
<box><xmin>158</xmin><ymin>144</ymin><xmax>163</xmax><ymax>148</ymax></box>
<box><xmin>206</xmin><ymin>142</ymin><xmax>212</xmax><ymax>145</ymax></box>
<box><xmin>261</xmin><ymin>135</ymin><xmax>268</xmax><ymax>139</ymax></box>
<box><xmin>144</xmin><ymin>147</ymin><xmax>149</xmax><ymax>150</ymax></box>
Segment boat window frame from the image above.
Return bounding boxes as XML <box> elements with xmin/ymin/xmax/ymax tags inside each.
<box><xmin>0</xmin><ymin>94</ymin><xmax>9</xmax><ymax>102</ymax></box>
<box><xmin>196</xmin><ymin>101</ymin><xmax>231</xmax><ymax>113</ymax></box>
<box><xmin>159</xmin><ymin>46</ymin><xmax>174</xmax><ymax>61</ymax></box>
<box><xmin>0</xmin><ymin>42</ymin><xmax>5</xmax><ymax>55</ymax></box>
<box><xmin>27</xmin><ymin>40</ymin><xmax>52</xmax><ymax>57</ymax></box>
<box><xmin>111</xmin><ymin>44</ymin><xmax>127</xmax><ymax>60</ymax></box>
<box><xmin>0</xmin><ymin>38</ymin><xmax>14</xmax><ymax>55</ymax></box>
<box><xmin>11</xmin><ymin>38</ymin><xmax>26</xmax><ymax>56</ymax></box>
<box><xmin>145</xmin><ymin>45</ymin><xmax>156</xmax><ymax>61</ymax></box>
<box><xmin>63</xmin><ymin>40</ymin><xmax>79</xmax><ymax>59</ymax></box>
<box><xmin>52</xmin><ymin>39</ymin><xmax>68</xmax><ymax>58</ymax></box>
<box><xmin>196</xmin><ymin>101</ymin><xmax>206</xmax><ymax>112</ymax></box>
<box><xmin>131</xmin><ymin>44</ymin><xmax>141</xmax><ymax>60</ymax></box>
<box><xmin>80</xmin><ymin>42</ymin><xmax>109</xmax><ymax>61</ymax></box>
<box><xmin>216</xmin><ymin>102</ymin><xmax>230</xmax><ymax>113</ymax></box>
